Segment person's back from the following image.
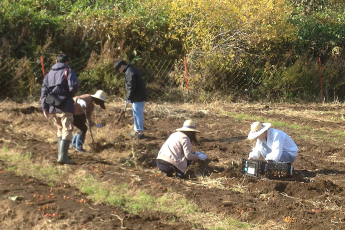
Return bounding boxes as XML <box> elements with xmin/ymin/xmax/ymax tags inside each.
<box><xmin>124</xmin><ymin>64</ymin><xmax>147</xmax><ymax>103</ymax></box>
<box><xmin>42</xmin><ymin>62</ymin><xmax>79</xmax><ymax>114</ymax></box>
<box><xmin>41</xmin><ymin>54</ymin><xmax>79</xmax><ymax>165</ymax></box>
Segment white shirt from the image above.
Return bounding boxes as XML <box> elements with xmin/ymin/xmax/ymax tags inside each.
<box><xmin>249</xmin><ymin>128</ymin><xmax>298</xmax><ymax>162</ymax></box>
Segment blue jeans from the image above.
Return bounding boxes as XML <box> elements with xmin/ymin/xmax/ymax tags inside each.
<box><xmin>156</xmin><ymin>159</ymin><xmax>192</xmax><ymax>178</ymax></box>
<box><xmin>260</xmin><ymin>142</ymin><xmax>296</xmax><ymax>162</ymax></box>
<box><xmin>132</xmin><ymin>101</ymin><xmax>145</xmax><ymax>132</ymax></box>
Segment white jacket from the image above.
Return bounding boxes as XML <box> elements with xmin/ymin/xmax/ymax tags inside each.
<box><xmin>249</xmin><ymin>128</ymin><xmax>298</xmax><ymax>162</ymax></box>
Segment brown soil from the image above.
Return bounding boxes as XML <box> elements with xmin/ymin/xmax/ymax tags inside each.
<box><xmin>1</xmin><ymin>101</ymin><xmax>345</xmax><ymax>229</ymax></box>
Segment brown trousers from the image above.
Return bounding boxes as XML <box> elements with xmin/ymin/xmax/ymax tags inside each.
<box><xmin>52</xmin><ymin>112</ymin><xmax>74</xmax><ymax>140</ymax></box>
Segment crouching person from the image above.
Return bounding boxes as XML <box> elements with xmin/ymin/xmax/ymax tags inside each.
<box><xmin>156</xmin><ymin>120</ymin><xmax>208</xmax><ymax>178</ymax></box>
<box><xmin>248</xmin><ymin>121</ymin><xmax>298</xmax><ymax>162</ymax></box>
<box><xmin>71</xmin><ymin>90</ymin><xmax>107</xmax><ymax>151</ymax></box>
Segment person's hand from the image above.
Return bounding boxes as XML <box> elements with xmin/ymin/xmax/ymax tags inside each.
<box><xmin>125</xmin><ymin>98</ymin><xmax>131</xmax><ymax>103</ymax></box>
<box><xmin>195</xmin><ymin>151</ymin><xmax>203</xmax><ymax>155</ymax></box>
<box><xmin>77</xmin><ymin>99</ymin><xmax>87</xmax><ymax>108</ymax></box>
<box><xmin>95</xmin><ymin>124</ymin><xmax>104</xmax><ymax>128</ymax></box>
<box><xmin>198</xmin><ymin>153</ymin><xmax>208</xmax><ymax>161</ymax></box>
<box><xmin>43</xmin><ymin>111</ymin><xmax>49</xmax><ymax>118</ymax></box>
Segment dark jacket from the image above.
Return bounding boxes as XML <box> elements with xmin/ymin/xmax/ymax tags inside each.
<box><xmin>124</xmin><ymin>64</ymin><xmax>147</xmax><ymax>102</ymax></box>
<box><xmin>41</xmin><ymin>63</ymin><xmax>79</xmax><ymax>114</ymax></box>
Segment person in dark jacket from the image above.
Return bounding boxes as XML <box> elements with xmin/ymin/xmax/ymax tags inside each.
<box><xmin>41</xmin><ymin>54</ymin><xmax>79</xmax><ymax>164</ymax></box>
<box><xmin>114</xmin><ymin>60</ymin><xmax>147</xmax><ymax>139</ymax></box>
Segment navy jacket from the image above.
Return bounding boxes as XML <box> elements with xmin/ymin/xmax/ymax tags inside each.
<box><xmin>124</xmin><ymin>64</ymin><xmax>147</xmax><ymax>102</ymax></box>
<box><xmin>41</xmin><ymin>63</ymin><xmax>79</xmax><ymax>114</ymax></box>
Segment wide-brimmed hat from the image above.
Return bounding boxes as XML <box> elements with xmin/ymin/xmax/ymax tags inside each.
<box><xmin>248</xmin><ymin>121</ymin><xmax>271</xmax><ymax>140</ymax></box>
<box><xmin>91</xmin><ymin>90</ymin><xmax>107</xmax><ymax>102</ymax></box>
<box><xmin>176</xmin><ymin>120</ymin><xmax>200</xmax><ymax>133</ymax></box>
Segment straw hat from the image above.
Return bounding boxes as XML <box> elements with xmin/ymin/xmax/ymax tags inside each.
<box><xmin>91</xmin><ymin>90</ymin><xmax>107</xmax><ymax>102</ymax></box>
<box><xmin>176</xmin><ymin>120</ymin><xmax>200</xmax><ymax>132</ymax></box>
<box><xmin>248</xmin><ymin>121</ymin><xmax>271</xmax><ymax>140</ymax></box>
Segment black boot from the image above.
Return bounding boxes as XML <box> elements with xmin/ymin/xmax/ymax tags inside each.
<box><xmin>58</xmin><ymin>140</ymin><xmax>76</xmax><ymax>165</ymax></box>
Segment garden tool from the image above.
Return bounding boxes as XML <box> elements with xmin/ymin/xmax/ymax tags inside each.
<box><xmin>118</xmin><ymin>101</ymin><xmax>129</xmax><ymax>122</ymax></box>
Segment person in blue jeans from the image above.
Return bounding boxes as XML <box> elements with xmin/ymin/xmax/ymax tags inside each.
<box><xmin>248</xmin><ymin>121</ymin><xmax>298</xmax><ymax>162</ymax></box>
<box><xmin>114</xmin><ymin>60</ymin><xmax>147</xmax><ymax>140</ymax></box>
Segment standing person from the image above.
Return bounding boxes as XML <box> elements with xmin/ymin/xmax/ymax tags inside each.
<box><xmin>248</xmin><ymin>121</ymin><xmax>298</xmax><ymax>162</ymax></box>
<box><xmin>71</xmin><ymin>90</ymin><xmax>107</xmax><ymax>151</ymax></box>
<box><xmin>41</xmin><ymin>54</ymin><xmax>79</xmax><ymax>164</ymax></box>
<box><xmin>114</xmin><ymin>60</ymin><xmax>147</xmax><ymax>140</ymax></box>
<box><xmin>156</xmin><ymin>120</ymin><xmax>208</xmax><ymax>178</ymax></box>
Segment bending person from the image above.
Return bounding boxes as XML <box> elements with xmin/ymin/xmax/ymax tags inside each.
<box><xmin>71</xmin><ymin>90</ymin><xmax>106</xmax><ymax>151</ymax></box>
<box><xmin>248</xmin><ymin>121</ymin><xmax>298</xmax><ymax>162</ymax></box>
<box><xmin>156</xmin><ymin>120</ymin><xmax>208</xmax><ymax>178</ymax></box>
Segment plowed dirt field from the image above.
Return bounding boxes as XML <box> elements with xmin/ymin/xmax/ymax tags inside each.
<box><xmin>1</xmin><ymin>100</ymin><xmax>345</xmax><ymax>230</ymax></box>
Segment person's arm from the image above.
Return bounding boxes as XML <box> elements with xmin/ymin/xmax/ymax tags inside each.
<box><xmin>181</xmin><ymin>136</ymin><xmax>200</xmax><ymax>161</ymax></box>
<box><xmin>248</xmin><ymin>139</ymin><xmax>261</xmax><ymax>160</ymax></box>
<box><xmin>125</xmin><ymin>71</ymin><xmax>137</xmax><ymax>100</ymax></box>
<box><xmin>41</xmin><ymin>76</ymin><xmax>49</xmax><ymax>113</ymax></box>
<box><xmin>265</xmin><ymin>132</ymin><xmax>284</xmax><ymax>161</ymax></box>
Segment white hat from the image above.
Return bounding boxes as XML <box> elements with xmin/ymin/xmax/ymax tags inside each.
<box><xmin>248</xmin><ymin>121</ymin><xmax>271</xmax><ymax>140</ymax></box>
<box><xmin>176</xmin><ymin>120</ymin><xmax>200</xmax><ymax>133</ymax></box>
<box><xmin>91</xmin><ymin>90</ymin><xmax>107</xmax><ymax>102</ymax></box>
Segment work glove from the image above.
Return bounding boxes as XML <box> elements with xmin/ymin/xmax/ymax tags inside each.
<box><xmin>77</xmin><ymin>99</ymin><xmax>87</xmax><ymax>108</ymax></box>
<box><xmin>197</xmin><ymin>153</ymin><xmax>208</xmax><ymax>160</ymax></box>
<box><xmin>95</xmin><ymin>124</ymin><xmax>104</xmax><ymax>128</ymax></box>
<box><xmin>43</xmin><ymin>111</ymin><xmax>49</xmax><ymax>118</ymax></box>
<box><xmin>125</xmin><ymin>98</ymin><xmax>131</xmax><ymax>103</ymax></box>
<box><xmin>195</xmin><ymin>151</ymin><xmax>204</xmax><ymax>155</ymax></box>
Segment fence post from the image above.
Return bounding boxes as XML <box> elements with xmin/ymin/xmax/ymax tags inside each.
<box><xmin>318</xmin><ymin>57</ymin><xmax>323</xmax><ymax>102</ymax></box>
<box><xmin>184</xmin><ymin>56</ymin><xmax>188</xmax><ymax>93</ymax></box>
<box><xmin>40</xmin><ymin>56</ymin><xmax>46</xmax><ymax>77</ymax></box>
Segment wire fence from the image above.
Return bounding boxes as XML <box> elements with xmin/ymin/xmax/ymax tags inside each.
<box><xmin>0</xmin><ymin>53</ymin><xmax>342</xmax><ymax>103</ymax></box>
<box><xmin>0</xmin><ymin>54</ymin><xmax>268</xmax><ymax>103</ymax></box>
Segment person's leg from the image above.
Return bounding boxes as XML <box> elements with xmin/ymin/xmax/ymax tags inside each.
<box><xmin>132</xmin><ymin>102</ymin><xmax>145</xmax><ymax>136</ymax></box>
<box><xmin>52</xmin><ymin>114</ymin><xmax>63</xmax><ymax>139</ymax></box>
<box><xmin>279</xmin><ymin>151</ymin><xmax>296</xmax><ymax>163</ymax></box>
<box><xmin>52</xmin><ymin>114</ymin><xmax>63</xmax><ymax>154</ymax></box>
<box><xmin>156</xmin><ymin>159</ymin><xmax>174</xmax><ymax>177</ymax></box>
<box><xmin>175</xmin><ymin>167</ymin><xmax>186</xmax><ymax>179</ymax></box>
<box><xmin>73</xmin><ymin>114</ymin><xmax>87</xmax><ymax>136</ymax></box>
<box><xmin>71</xmin><ymin>115</ymin><xmax>80</xmax><ymax>148</ymax></box>
<box><xmin>156</xmin><ymin>159</ymin><xmax>189</xmax><ymax>179</ymax></box>
<box><xmin>73</xmin><ymin>114</ymin><xmax>87</xmax><ymax>151</ymax></box>
<box><xmin>58</xmin><ymin>112</ymin><xmax>75</xmax><ymax>164</ymax></box>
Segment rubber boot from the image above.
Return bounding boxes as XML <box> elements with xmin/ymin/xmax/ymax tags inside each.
<box><xmin>75</xmin><ymin>135</ymin><xmax>86</xmax><ymax>152</ymax></box>
<box><xmin>71</xmin><ymin>133</ymin><xmax>78</xmax><ymax>149</ymax></box>
<box><xmin>58</xmin><ymin>140</ymin><xmax>76</xmax><ymax>165</ymax></box>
